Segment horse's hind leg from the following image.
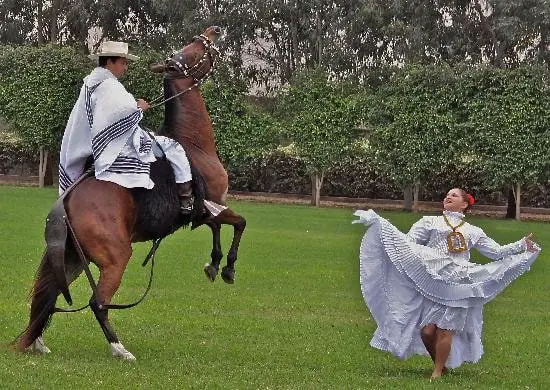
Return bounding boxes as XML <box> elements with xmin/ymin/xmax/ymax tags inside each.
<box><xmin>216</xmin><ymin>209</ymin><xmax>246</xmax><ymax>284</ymax></box>
<box><xmin>89</xmin><ymin>249</ymin><xmax>135</xmax><ymax>361</ymax></box>
<box><xmin>203</xmin><ymin>221</ymin><xmax>223</xmax><ymax>282</ymax></box>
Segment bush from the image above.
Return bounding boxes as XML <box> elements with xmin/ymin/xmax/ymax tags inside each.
<box><xmin>227</xmin><ymin>149</ymin><xmax>550</xmax><ymax>207</ymax></box>
<box><xmin>228</xmin><ymin>149</ymin><xmax>309</xmax><ymax>194</ymax></box>
<box><xmin>0</xmin><ymin>131</ymin><xmax>38</xmax><ymax>175</ymax></box>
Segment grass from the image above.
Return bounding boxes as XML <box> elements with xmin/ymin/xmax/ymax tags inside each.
<box><xmin>0</xmin><ymin>185</ymin><xmax>548</xmax><ymax>389</ymax></box>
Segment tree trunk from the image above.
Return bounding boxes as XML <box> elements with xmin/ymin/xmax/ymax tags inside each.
<box><xmin>37</xmin><ymin>0</ymin><xmax>44</xmax><ymax>44</ymax></box>
<box><xmin>403</xmin><ymin>185</ymin><xmax>413</xmax><ymax>211</ymax></box>
<box><xmin>505</xmin><ymin>186</ymin><xmax>516</xmax><ymax>219</ymax></box>
<box><xmin>412</xmin><ymin>181</ymin><xmax>421</xmax><ymax>212</ymax></box>
<box><xmin>44</xmin><ymin>152</ymin><xmax>54</xmax><ymax>186</ymax></box>
<box><xmin>50</xmin><ymin>0</ymin><xmax>61</xmax><ymax>43</ymax></box>
<box><xmin>316</xmin><ymin>10</ymin><xmax>322</xmax><ymax>66</ymax></box>
<box><xmin>310</xmin><ymin>172</ymin><xmax>324</xmax><ymax>207</ymax></box>
<box><xmin>473</xmin><ymin>0</ymin><xmax>503</xmax><ymax>67</ymax></box>
<box><xmin>38</xmin><ymin>147</ymin><xmax>48</xmax><ymax>188</ymax></box>
<box><xmin>290</xmin><ymin>13</ymin><xmax>299</xmax><ymax>72</ymax></box>
<box><xmin>514</xmin><ymin>183</ymin><xmax>521</xmax><ymax>221</ymax></box>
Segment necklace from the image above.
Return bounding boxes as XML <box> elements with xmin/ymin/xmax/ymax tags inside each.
<box><xmin>443</xmin><ymin>215</ymin><xmax>467</xmax><ymax>253</ymax></box>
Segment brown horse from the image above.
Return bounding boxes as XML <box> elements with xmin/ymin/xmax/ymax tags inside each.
<box><xmin>15</xmin><ymin>26</ymin><xmax>246</xmax><ymax>360</ymax></box>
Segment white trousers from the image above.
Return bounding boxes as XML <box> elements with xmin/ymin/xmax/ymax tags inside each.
<box><xmin>94</xmin><ymin>128</ymin><xmax>192</xmax><ymax>190</ymax></box>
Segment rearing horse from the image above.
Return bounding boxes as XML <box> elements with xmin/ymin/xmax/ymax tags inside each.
<box><xmin>15</xmin><ymin>26</ymin><xmax>246</xmax><ymax>360</ymax></box>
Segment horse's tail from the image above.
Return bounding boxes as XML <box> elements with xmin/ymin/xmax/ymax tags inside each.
<box><xmin>14</xmin><ymin>251</ymin><xmax>59</xmax><ymax>351</ymax></box>
<box><xmin>14</xmin><ymin>198</ymin><xmax>78</xmax><ymax>352</ymax></box>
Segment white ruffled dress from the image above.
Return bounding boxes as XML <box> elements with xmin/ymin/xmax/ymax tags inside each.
<box><xmin>353</xmin><ymin>209</ymin><xmax>541</xmax><ymax>369</ymax></box>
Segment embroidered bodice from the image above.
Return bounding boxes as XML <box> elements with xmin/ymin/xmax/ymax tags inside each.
<box><xmin>406</xmin><ymin>211</ymin><xmax>526</xmax><ymax>264</ymax></box>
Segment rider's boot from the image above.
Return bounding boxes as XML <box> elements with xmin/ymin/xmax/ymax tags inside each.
<box><xmin>177</xmin><ymin>181</ymin><xmax>194</xmax><ymax>215</ymax></box>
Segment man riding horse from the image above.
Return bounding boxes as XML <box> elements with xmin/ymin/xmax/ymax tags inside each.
<box><xmin>59</xmin><ymin>40</ymin><xmax>194</xmax><ymax>213</ymax></box>
<box><xmin>16</xmin><ymin>27</ymin><xmax>247</xmax><ymax>360</ymax></box>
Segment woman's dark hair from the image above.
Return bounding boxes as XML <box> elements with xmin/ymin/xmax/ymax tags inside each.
<box><xmin>98</xmin><ymin>56</ymin><xmax>121</xmax><ymax>67</ymax></box>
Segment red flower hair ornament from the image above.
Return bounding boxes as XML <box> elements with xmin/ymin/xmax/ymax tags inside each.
<box><xmin>466</xmin><ymin>193</ymin><xmax>475</xmax><ymax>206</ymax></box>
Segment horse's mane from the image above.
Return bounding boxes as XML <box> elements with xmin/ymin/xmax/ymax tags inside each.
<box><xmin>159</xmin><ymin>78</ymin><xmax>177</xmax><ymax>136</ymax></box>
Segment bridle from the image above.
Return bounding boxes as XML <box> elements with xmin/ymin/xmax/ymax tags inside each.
<box><xmin>164</xmin><ymin>34</ymin><xmax>219</xmax><ymax>80</ymax></box>
<box><xmin>149</xmin><ymin>34</ymin><xmax>219</xmax><ymax>110</ymax></box>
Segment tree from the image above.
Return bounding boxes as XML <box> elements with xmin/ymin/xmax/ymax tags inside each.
<box><xmin>123</xmin><ymin>47</ymin><xmax>166</xmax><ymax>130</ymax></box>
<box><xmin>359</xmin><ymin>0</ymin><xmax>550</xmax><ymax>67</ymax></box>
<box><xmin>362</xmin><ymin>64</ymin><xmax>466</xmax><ymax>211</ymax></box>
<box><xmin>205</xmin><ymin>0</ymin><xmax>393</xmax><ymax>92</ymax></box>
<box><xmin>0</xmin><ymin>0</ymin><xmax>205</xmax><ymax>49</ymax></box>
<box><xmin>0</xmin><ymin>0</ymin><xmax>36</xmax><ymax>44</ymax></box>
<box><xmin>0</xmin><ymin>44</ymin><xmax>91</xmax><ymax>186</ymax></box>
<box><xmin>201</xmin><ymin>64</ymin><xmax>280</xmax><ymax>171</ymax></box>
<box><xmin>463</xmin><ymin>65</ymin><xmax>550</xmax><ymax>220</ymax></box>
<box><xmin>276</xmin><ymin>68</ymin><xmax>358</xmax><ymax>206</ymax></box>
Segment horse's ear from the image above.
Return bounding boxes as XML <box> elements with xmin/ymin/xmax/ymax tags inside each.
<box><xmin>150</xmin><ymin>64</ymin><xmax>165</xmax><ymax>73</ymax></box>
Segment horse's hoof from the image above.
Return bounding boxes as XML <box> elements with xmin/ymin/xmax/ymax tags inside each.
<box><xmin>221</xmin><ymin>266</ymin><xmax>235</xmax><ymax>284</ymax></box>
<box><xmin>29</xmin><ymin>337</ymin><xmax>51</xmax><ymax>354</ymax></box>
<box><xmin>110</xmin><ymin>342</ymin><xmax>136</xmax><ymax>361</ymax></box>
<box><xmin>204</xmin><ymin>263</ymin><xmax>218</xmax><ymax>282</ymax></box>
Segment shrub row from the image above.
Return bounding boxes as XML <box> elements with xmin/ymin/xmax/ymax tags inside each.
<box><xmin>2</xmin><ymin>144</ymin><xmax>548</xmax><ymax>208</ymax></box>
<box><xmin>0</xmin><ymin>136</ymin><xmax>38</xmax><ymax>175</ymax></box>
<box><xmin>228</xmin><ymin>151</ymin><xmax>550</xmax><ymax>207</ymax></box>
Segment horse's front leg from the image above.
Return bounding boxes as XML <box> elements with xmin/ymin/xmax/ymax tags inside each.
<box><xmin>215</xmin><ymin>209</ymin><xmax>246</xmax><ymax>284</ymax></box>
<box><xmin>203</xmin><ymin>221</ymin><xmax>223</xmax><ymax>281</ymax></box>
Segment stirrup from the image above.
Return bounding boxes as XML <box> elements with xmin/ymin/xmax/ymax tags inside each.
<box><xmin>179</xmin><ymin>196</ymin><xmax>194</xmax><ymax>214</ymax></box>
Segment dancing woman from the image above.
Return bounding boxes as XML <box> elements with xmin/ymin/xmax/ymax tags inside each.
<box><xmin>353</xmin><ymin>188</ymin><xmax>541</xmax><ymax>378</ymax></box>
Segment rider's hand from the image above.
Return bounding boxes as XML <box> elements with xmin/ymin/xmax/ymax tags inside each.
<box><xmin>137</xmin><ymin>99</ymin><xmax>150</xmax><ymax>112</ymax></box>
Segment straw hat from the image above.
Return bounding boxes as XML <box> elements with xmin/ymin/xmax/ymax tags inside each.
<box><xmin>88</xmin><ymin>41</ymin><xmax>139</xmax><ymax>61</ymax></box>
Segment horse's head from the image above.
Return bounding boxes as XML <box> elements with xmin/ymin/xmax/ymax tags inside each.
<box><xmin>151</xmin><ymin>26</ymin><xmax>222</xmax><ymax>85</ymax></box>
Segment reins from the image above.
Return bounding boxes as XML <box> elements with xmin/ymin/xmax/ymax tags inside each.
<box><xmin>148</xmin><ymin>78</ymin><xmax>207</xmax><ymax>110</ymax></box>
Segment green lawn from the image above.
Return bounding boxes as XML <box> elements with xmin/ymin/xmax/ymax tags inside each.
<box><xmin>0</xmin><ymin>186</ymin><xmax>548</xmax><ymax>389</ymax></box>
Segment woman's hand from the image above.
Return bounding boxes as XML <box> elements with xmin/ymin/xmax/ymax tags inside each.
<box><xmin>137</xmin><ymin>99</ymin><xmax>150</xmax><ymax>112</ymax></box>
<box><xmin>524</xmin><ymin>233</ymin><xmax>538</xmax><ymax>252</ymax></box>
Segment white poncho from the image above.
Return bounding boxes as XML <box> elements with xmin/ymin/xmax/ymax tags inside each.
<box><xmin>59</xmin><ymin>67</ymin><xmax>191</xmax><ymax>194</ymax></box>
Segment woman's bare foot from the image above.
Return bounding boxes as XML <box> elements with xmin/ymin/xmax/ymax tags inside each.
<box><xmin>430</xmin><ymin>367</ymin><xmax>449</xmax><ymax>379</ymax></box>
<box><xmin>430</xmin><ymin>371</ymin><xmax>442</xmax><ymax>379</ymax></box>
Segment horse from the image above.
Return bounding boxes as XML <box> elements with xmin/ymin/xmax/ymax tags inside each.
<box><xmin>15</xmin><ymin>26</ymin><xmax>246</xmax><ymax>360</ymax></box>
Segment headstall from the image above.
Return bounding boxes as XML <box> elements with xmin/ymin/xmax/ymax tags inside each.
<box><xmin>164</xmin><ymin>34</ymin><xmax>219</xmax><ymax>82</ymax></box>
<box><xmin>148</xmin><ymin>34</ymin><xmax>219</xmax><ymax>109</ymax></box>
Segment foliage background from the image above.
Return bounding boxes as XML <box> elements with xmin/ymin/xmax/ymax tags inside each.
<box><xmin>1</xmin><ymin>1</ymin><xmax>550</xmax><ymax>210</ymax></box>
